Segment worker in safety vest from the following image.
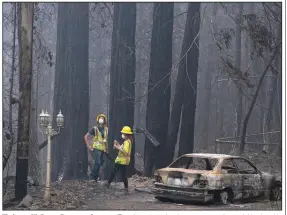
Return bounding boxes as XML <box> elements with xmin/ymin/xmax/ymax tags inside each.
<box><xmin>84</xmin><ymin>113</ymin><xmax>108</xmax><ymax>181</ymax></box>
<box><xmin>105</xmin><ymin>126</ymin><xmax>133</xmax><ymax>194</ymax></box>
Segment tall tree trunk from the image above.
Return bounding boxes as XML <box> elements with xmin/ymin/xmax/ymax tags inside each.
<box><xmin>212</xmin><ymin>3</ymin><xmax>224</xmax><ymax>140</ymax></box>
<box><xmin>264</xmin><ymin>23</ymin><xmax>282</xmax><ymax>154</ymax></box>
<box><xmin>144</xmin><ymin>3</ymin><xmax>174</xmax><ymax>176</ymax></box>
<box><xmin>15</xmin><ymin>2</ymin><xmax>34</xmax><ymax>200</ymax></box>
<box><xmin>3</xmin><ymin>3</ymin><xmax>17</xmax><ymax>171</ymax></box>
<box><xmin>217</xmin><ymin>85</ymin><xmax>225</xmax><ymax>138</ymax></box>
<box><xmin>234</xmin><ymin>3</ymin><xmax>243</xmax><ymax>143</ymax></box>
<box><xmin>52</xmin><ymin>3</ymin><xmax>89</xmax><ymax>181</ymax></box>
<box><xmin>28</xmin><ymin>58</ymin><xmax>40</xmax><ymax>185</ymax></box>
<box><xmin>105</xmin><ymin>3</ymin><xmax>136</xmax><ymax>179</ymax></box>
<box><xmin>201</xmin><ymin>59</ymin><xmax>212</xmax><ymax>149</ymax></box>
<box><xmin>243</xmin><ymin>3</ymin><xmax>254</xmax><ymax>116</ymax></box>
<box><xmin>177</xmin><ymin>3</ymin><xmax>200</xmax><ymax>157</ymax></box>
<box><xmin>248</xmin><ymin>4</ymin><xmax>259</xmax><ymax>137</ymax></box>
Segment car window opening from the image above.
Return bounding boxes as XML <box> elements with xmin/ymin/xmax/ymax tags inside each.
<box><xmin>169</xmin><ymin>156</ymin><xmax>218</xmax><ymax>171</ymax></box>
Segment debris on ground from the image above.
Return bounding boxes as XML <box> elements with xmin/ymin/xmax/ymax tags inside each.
<box><xmin>135</xmin><ymin>152</ymin><xmax>144</xmax><ymax>172</ymax></box>
<box><xmin>3</xmin><ymin>176</ymin><xmax>152</xmax><ymax>210</ymax></box>
<box><xmin>2</xmin><ymin>150</ymin><xmax>282</xmax><ymax>210</ymax></box>
<box><xmin>19</xmin><ymin>194</ymin><xmax>33</xmax><ymax>208</ymax></box>
<box><xmin>129</xmin><ymin>174</ymin><xmax>153</xmax><ymax>193</ymax></box>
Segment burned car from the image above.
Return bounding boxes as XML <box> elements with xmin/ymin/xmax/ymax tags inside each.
<box><xmin>152</xmin><ymin>153</ymin><xmax>281</xmax><ymax>205</ymax></box>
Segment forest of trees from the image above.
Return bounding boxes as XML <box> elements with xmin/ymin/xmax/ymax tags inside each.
<box><xmin>2</xmin><ymin>2</ymin><xmax>282</xmax><ymax>200</ymax></box>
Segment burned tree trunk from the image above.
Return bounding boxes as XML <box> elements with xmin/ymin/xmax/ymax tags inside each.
<box><xmin>263</xmin><ymin>23</ymin><xmax>282</xmax><ymax>154</ymax></box>
<box><xmin>234</xmin><ymin>3</ymin><xmax>243</xmax><ymax>142</ymax></box>
<box><xmin>144</xmin><ymin>3</ymin><xmax>174</xmax><ymax>176</ymax></box>
<box><xmin>52</xmin><ymin>3</ymin><xmax>89</xmax><ymax>181</ymax></box>
<box><xmin>3</xmin><ymin>3</ymin><xmax>17</xmax><ymax>171</ymax></box>
<box><xmin>164</xmin><ymin>3</ymin><xmax>200</xmax><ymax>165</ymax></box>
<box><xmin>28</xmin><ymin>59</ymin><xmax>40</xmax><ymax>186</ymax></box>
<box><xmin>201</xmin><ymin>59</ymin><xmax>212</xmax><ymax>150</ymax></box>
<box><xmin>177</xmin><ymin>3</ymin><xmax>200</xmax><ymax>157</ymax></box>
<box><xmin>15</xmin><ymin>3</ymin><xmax>34</xmax><ymax>200</ymax></box>
<box><xmin>104</xmin><ymin>3</ymin><xmax>136</xmax><ymax>179</ymax></box>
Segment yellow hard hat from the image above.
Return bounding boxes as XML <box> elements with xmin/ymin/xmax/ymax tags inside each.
<box><xmin>121</xmin><ymin>126</ymin><xmax>133</xmax><ymax>134</ymax></box>
<box><xmin>96</xmin><ymin>113</ymin><xmax>107</xmax><ymax>122</ymax></box>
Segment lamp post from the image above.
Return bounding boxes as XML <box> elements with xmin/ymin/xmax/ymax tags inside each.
<box><xmin>39</xmin><ymin>109</ymin><xmax>64</xmax><ymax>202</ymax></box>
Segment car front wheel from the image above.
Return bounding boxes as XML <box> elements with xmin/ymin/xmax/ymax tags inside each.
<box><xmin>270</xmin><ymin>184</ymin><xmax>281</xmax><ymax>201</ymax></box>
<box><xmin>155</xmin><ymin>196</ymin><xmax>170</xmax><ymax>203</ymax></box>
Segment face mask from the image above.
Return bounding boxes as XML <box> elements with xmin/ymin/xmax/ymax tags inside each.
<box><xmin>121</xmin><ymin>134</ymin><xmax>126</xmax><ymax>139</ymax></box>
<box><xmin>98</xmin><ymin>118</ymin><xmax>104</xmax><ymax>124</ymax></box>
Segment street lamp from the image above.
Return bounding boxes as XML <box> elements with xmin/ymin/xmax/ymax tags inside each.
<box><xmin>39</xmin><ymin>109</ymin><xmax>64</xmax><ymax>202</ymax></box>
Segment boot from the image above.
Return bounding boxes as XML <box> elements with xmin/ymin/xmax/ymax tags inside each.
<box><xmin>104</xmin><ymin>181</ymin><xmax>110</xmax><ymax>188</ymax></box>
<box><xmin>89</xmin><ymin>175</ymin><xmax>97</xmax><ymax>182</ymax></box>
<box><xmin>124</xmin><ymin>188</ymin><xmax>129</xmax><ymax>195</ymax></box>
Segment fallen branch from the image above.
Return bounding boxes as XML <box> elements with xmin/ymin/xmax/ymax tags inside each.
<box><xmin>134</xmin><ymin>187</ymin><xmax>153</xmax><ymax>194</ymax></box>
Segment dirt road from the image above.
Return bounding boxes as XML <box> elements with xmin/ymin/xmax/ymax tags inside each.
<box><xmin>85</xmin><ymin>191</ymin><xmax>281</xmax><ymax>210</ymax></box>
<box><xmin>3</xmin><ymin>179</ymin><xmax>281</xmax><ymax>210</ymax></box>
<box><xmin>84</xmin><ymin>182</ymin><xmax>281</xmax><ymax>210</ymax></box>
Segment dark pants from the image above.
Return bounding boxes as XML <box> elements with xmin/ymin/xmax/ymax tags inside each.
<box><xmin>90</xmin><ymin>149</ymin><xmax>104</xmax><ymax>180</ymax></box>
<box><xmin>108</xmin><ymin>163</ymin><xmax>128</xmax><ymax>188</ymax></box>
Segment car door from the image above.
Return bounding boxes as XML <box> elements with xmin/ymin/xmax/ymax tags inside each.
<box><xmin>220</xmin><ymin>159</ymin><xmax>242</xmax><ymax>200</ymax></box>
<box><xmin>233</xmin><ymin>158</ymin><xmax>264</xmax><ymax>199</ymax></box>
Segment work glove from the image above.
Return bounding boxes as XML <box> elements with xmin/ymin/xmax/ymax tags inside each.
<box><xmin>88</xmin><ymin>145</ymin><xmax>94</xmax><ymax>151</ymax></box>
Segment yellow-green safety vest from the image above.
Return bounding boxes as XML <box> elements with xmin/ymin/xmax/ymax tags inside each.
<box><xmin>115</xmin><ymin>139</ymin><xmax>132</xmax><ymax>165</ymax></box>
<box><xmin>92</xmin><ymin>126</ymin><xmax>108</xmax><ymax>152</ymax></box>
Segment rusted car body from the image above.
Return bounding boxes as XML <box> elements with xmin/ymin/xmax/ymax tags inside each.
<box><xmin>152</xmin><ymin>153</ymin><xmax>281</xmax><ymax>204</ymax></box>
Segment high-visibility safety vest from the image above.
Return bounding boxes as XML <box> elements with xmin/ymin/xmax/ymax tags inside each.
<box><xmin>92</xmin><ymin>126</ymin><xmax>108</xmax><ymax>152</ymax></box>
<box><xmin>115</xmin><ymin>139</ymin><xmax>132</xmax><ymax>165</ymax></box>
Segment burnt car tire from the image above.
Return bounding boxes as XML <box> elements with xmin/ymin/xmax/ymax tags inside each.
<box><xmin>216</xmin><ymin>189</ymin><xmax>233</xmax><ymax>205</ymax></box>
<box><xmin>155</xmin><ymin>196</ymin><xmax>170</xmax><ymax>202</ymax></box>
<box><xmin>270</xmin><ymin>183</ymin><xmax>281</xmax><ymax>201</ymax></box>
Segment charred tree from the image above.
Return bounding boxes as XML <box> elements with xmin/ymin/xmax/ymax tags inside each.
<box><xmin>52</xmin><ymin>3</ymin><xmax>89</xmax><ymax>181</ymax></box>
<box><xmin>144</xmin><ymin>3</ymin><xmax>174</xmax><ymax>176</ymax></box>
<box><xmin>211</xmin><ymin>3</ymin><xmax>225</xmax><ymax>139</ymax></box>
<box><xmin>28</xmin><ymin>9</ymin><xmax>42</xmax><ymax>186</ymax></box>
<box><xmin>201</xmin><ymin>57</ymin><xmax>212</xmax><ymax>150</ymax></box>
<box><xmin>14</xmin><ymin>3</ymin><xmax>34</xmax><ymax>200</ymax></box>
<box><xmin>105</xmin><ymin>3</ymin><xmax>136</xmax><ymax>179</ymax></box>
<box><xmin>177</xmin><ymin>3</ymin><xmax>201</xmax><ymax>157</ymax></box>
<box><xmin>3</xmin><ymin>3</ymin><xmax>17</xmax><ymax>171</ymax></box>
<box><xmin>28</xmin><ymin>59</ymin><xmax>40</xmax><ymax>185</ymax></box>
<box><xmin>234</xmin><ymin>3</ymin><xmax>243</xmax><ymax>142</ymax></box>
<box><xmin>164</xmin><ymin>3</ymin><xmax>200</xmax><ymax>165</ymax></box>
<box><xmin>264</xmin><ymin>23</ymin><xmax>282</xmax><ymax>154</ymax></box>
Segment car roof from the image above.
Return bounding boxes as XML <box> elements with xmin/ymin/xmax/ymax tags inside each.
<box><xmin>183</xmin><ymin>153</ymin><xmax>241</xmax><ymax>159</ymax></box>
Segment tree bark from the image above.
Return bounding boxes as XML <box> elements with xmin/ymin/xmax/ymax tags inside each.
<box><xmin>144</xmin><ymin>3</ymin><xmax>174</xmax><ymax>176</ymax></box>
<box><xmin>15</xmin><ymin>2</ymin><xmax>34</xmax><ymax>200</ymax></box>
<box><xmin>3</xmin><ymin>3</ymin><xmax>17</xmax><ymax>171</ymax></box>
<box><xmin>28</xmin><ymin>60</ymin><xmax>40</xmax><ymax>186</ymax></box>
<box><xmin>243</xmin><ymin>3</ymin><xmax>254</xmax><ymax>116</ymax></box>
<box><xmin>28</xmin><ymin>17</ymin><xmax>42</xmax><ymax>185</ymax></box>
<box><xmin>201</xmin><ymin>59</ymin><xmax>212</xmax><ymax>149</ymax></box>
<box><xmin>234</xmin><ymin>3</ymin><xmax>243</xmax><ymax>142</ymax></box>
<box><xmin>104</xmin><ymin>3</ymin><xmax>137</xmax><ymax>179</ymax></box>
<box><xmin>52</xmin><ymin>3</ymin><xmax>89</xmax><ymax>181</ymax></box>
<box><xmin>177</xmin><ymin>3</ymin><xmax>200</xmax><ymax>157</ymax></box>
